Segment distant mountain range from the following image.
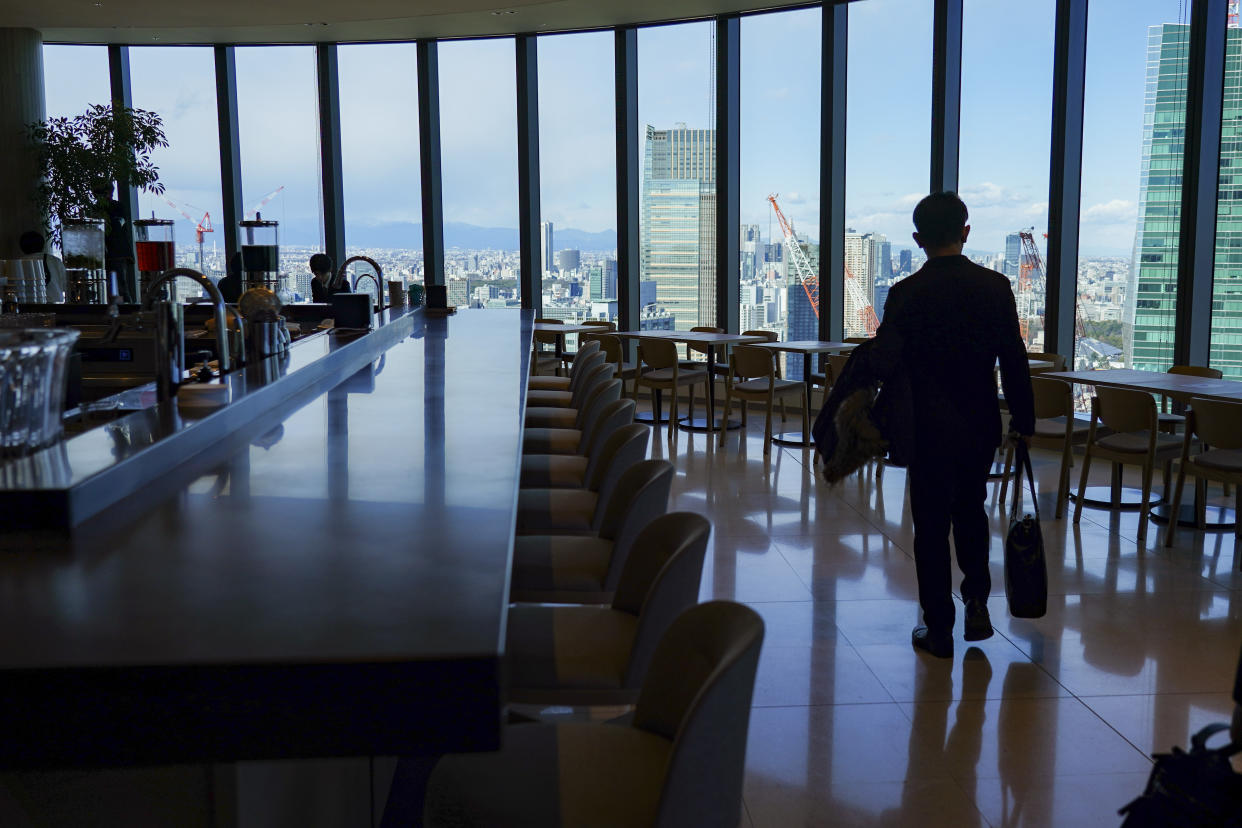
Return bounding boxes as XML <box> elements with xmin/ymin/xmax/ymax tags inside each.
<box><xmin>279</xmin><ymin>220</ymin><xmax>617</xmax><ymax>252</ymax></box>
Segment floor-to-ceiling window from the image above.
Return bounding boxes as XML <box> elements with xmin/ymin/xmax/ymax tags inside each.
<box><xmin>338</xmin><ymin>43</ymin><xmax>422</xmax><ymax>294</ymax></box>
<box><xmin>1211</xmin><ymin>14</ymin><xmax>1242</xmax><ymax>378</ymax></box>
<box><xmin>740</xmin><ymin>7</ymin><xmax>821</xmax><ymax>375</ymax></box>
<box><xmin>844</xmin><ymin>0</ymin><xmax>933</xmax><ymax>339</ymax></box>
<box><xmin>129</xmin><ymin>47</ymin><xmax>224</xmax><ymax>281</ymax></box>
<box><xmin>536</xmin><ymin>31</ymin><xmax>617</xmax><ymax>323</ymax></box>
<box><xmin>42</xmin><ymin>45</ymin><xmax>111</xmax><ymax>119</ymax></box>
<box><xmin>1079</xmin><ymin>1</ymin><xmax>1191</xmax><ymax>374</ymax></box>
<box><xmin>959</xmin><ymin>0</ymin><xmax>1055</xmax><ymax>353</ymax></box>
<box><xmin>235</xmin><ymin>46</ymin><xmax>323</xmax><ymax>299</ymax></box>
<box><xmin>638</xmin><ymin>20</ymin><xmax>717</xmax><ymax>332</ymax></box>
<box><xmin>438</xmin><ymin>38</ymin><xmax>520</xmax><ymax>309</ymax></box>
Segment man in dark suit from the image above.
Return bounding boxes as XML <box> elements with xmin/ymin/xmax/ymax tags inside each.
<box><xmin>878</xmin><ymin>192</ymin><xmax>1036</xmax><ymax>658</ymax></box>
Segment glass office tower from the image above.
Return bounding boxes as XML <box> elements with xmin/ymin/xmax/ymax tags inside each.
<box><xmin>641</xmin><ymin>125</ymin><xmax>717</xmax><ymax>330</ymax></box>
<box><xmin>1127</xmin><ymin>20</ymin><xmax>1242</xmax><ymax>377</ymax></box>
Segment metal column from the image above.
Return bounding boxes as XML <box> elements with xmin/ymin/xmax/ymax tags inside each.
<box><xmin>818</xmin><ymin>2</ymin><xmax>847</xmax><ymax>341</ymax></box>
<box><xmin>316</xmin><ymin>43</ymin><xmax>346</xmax><ymax>269</ymax></box>
<box><xmin>715</xmin><ymin>15</ymin><xmax>741</xmax><ymax>334</ymax></box>
<box><xmin>615</xmin><ymin>27</ymin><xmax>640</xmax><ymax>333</ymax></box>
<box><xmin>516</xmin><ymin>34</ymin><xmax>543</xmax><ymax>313</ymax></box>
<box><xmin>107</xmin><ymin>45</ymin><xmax>138</xmax><ymax>266</ymax></box>
<box><xmin>214</xmin><ymin>46</ymin><xmax>243</xmax><ymax>273</ymax></box>
<box><xmin>417</xmin><ymin>41</ymin><xmax>446</xmax><ymax>288</ymax></box>
<box><xmin>930</xmin><ymin>0</ymin><xmax>963</xmax><ymax>193</ymax></box>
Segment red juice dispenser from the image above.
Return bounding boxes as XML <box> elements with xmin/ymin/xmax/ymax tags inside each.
<box><xmin>135</xmin><ymin>217</ymin><xmax>175</xmax><ymax>301</ymax></box>
<box><xmin>240</xmin><ymin>215</ymin><xmax>280</xmax><ymax>292</ymax></box>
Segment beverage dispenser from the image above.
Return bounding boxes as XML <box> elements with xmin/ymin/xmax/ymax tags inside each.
<box><xmin>135</xmin><ymin>217</ymin><xmax>175</xmax><ymax>301</ymax></box>
<box><xmin>61</xmin><ymin>218</ymin><xmax>108</xmax><ymax>304</ymax></box>
<box><xmin>240</xmin><ymin>215</ymin><xmax>280</xmax><ymax>291</ymax></box>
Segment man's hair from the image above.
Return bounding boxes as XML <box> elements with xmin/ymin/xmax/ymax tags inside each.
<box><xmin>912</xmin><ymin>191</ymin><xmax>969</xmax><ymax>248</ymax></box>
<box><xmin>18</xmin><ymin>231</ymin><xmax>44</xmax><ymax>255</ymax></box>
<box><xmin>309</xmin><ymin>253</ymin><xmax>334</xmax><ymax>274</ymax></box>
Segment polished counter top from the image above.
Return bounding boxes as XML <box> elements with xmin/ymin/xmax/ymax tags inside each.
<box><xmin>0</xmin><ymin>308</ymin><xmax>532</xmax><ymax>767</ymax></box>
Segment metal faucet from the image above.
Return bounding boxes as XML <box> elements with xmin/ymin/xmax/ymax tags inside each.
<box><xmin>142</xmin><ymin>269</ymin><xmax>232</xmax><ymax>401</ymax></box>
<box><xmin>339</xmin><ymin>255</ymin><xmax>385</xmax><ymax>314</ymax></box>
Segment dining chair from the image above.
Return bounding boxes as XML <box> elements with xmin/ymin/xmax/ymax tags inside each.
<box><xmin>561</xmin><ymin>320</ymin><xmax>617</xmax><ymax>372</ymax></box>
<box><xmin>678</xmin><ymin>325</ymin><xmax>724</xmax><ymax>371</ymax></box>
<box><xmin>423</xmin><ymin>601</ymin><xmax>764</xmax><ymax>828</ymax></box>
<box><xmin>718</xmin><ymin>345</ymin><xmax>807</xmax><ymax>455</ymax></box>
<box><xmin>1073</xmin><ymin>386</ymin><xmax>1183</xmax><ymax>542</ymax></box>
<box><xmin>512</xmin><ymin>459</ymin><xmax>675</xmax><ymax>604</ymax></box>
<box><xmin>634</xmin><ymin>338</ymin><xmax>709</xmax><ymax>440</ymax></box>
<box><xmin>506</xmin><ymin>511</ymin><xmax>710</xmax><ymax>706</ymax></box>
<box><xmin>1163</xmin><ymin>397</ymin><xmax>1242</xmax><ymax>555</ymax></box>
<box><xmin>521</xmin><ymin>400</ymin><xmax>636</xmax><ymax>490</ymax></box>
<box><xmin>598</xmin><ymin>334</ymin><xmax>638</xmax><ymax>394</ymax></box>
<box><xmin>517</xmin><ymin>424</ymin><xmax>650</xmax><ymax>536</ymax></box>
<box><xmin>1000</xmin><ymin>376</ymin><xmax>1089</xmax><ymax>519</ymax></box>
<box><xmin>533</xmin><ymin>318</ymin><xmax>566</xmax><ymax>376</ymax></box>
<box><xmin>1157</xmin><ymin>365</ymin><xmax>1224</xmax><ymax>434</ymax></box>
<box><xmin>844</xmin><ymin>336</ymin><xmax>871</xmax><ymax>344</ymax></box>
<box><xmin>529</xmin><ymin>339</ymin><xmax>601</xmax><ymax>393</ymax></box>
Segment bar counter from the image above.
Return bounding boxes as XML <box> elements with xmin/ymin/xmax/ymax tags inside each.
<box><xmin>0</xmin><ymin>308</ymin><xmax>532</xmax><ymax>768</ymax></box>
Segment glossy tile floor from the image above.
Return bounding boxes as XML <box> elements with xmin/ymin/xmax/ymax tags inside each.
<box><xmin>642</xmin><ymin>404</ymin><xmax>1242</xmax><ymax>828</ymax></box>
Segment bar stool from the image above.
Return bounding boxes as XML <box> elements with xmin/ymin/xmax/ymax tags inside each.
<box><xmin>524</xmin><ymin>379</ymin><xmax>624</xmax><ymax>455</ymax></box>
<box><xmin>526</xmin><ymin>359</ymin><xmax>611</xmax><ymax>412</ymax></box>
<box><xmin>529</xmin><ymin>340</ymin><xmax>601</xmax><ymax>393</ymax></box>
<box><xmin>422</xmin><ymin>601</ymin><xmax>764</xmax><ymax>828</ymax></box>
<box><xmin>1164</xmin><ymin>397</ymin><xmax>1242</xmax><ymax>556</ymax></box>
<box><xmin>521</xmin><ymin>399</ymin><xmax>636</xmax><ymax>489</ymax></box>
<box><xmin>1073</xmin><ymin>386</ymin><xmax>1183</xmax><ymax>542</ymax></box>
<box><xmin>512</xmin><ymin>459</ymin><xmax>675</xmax><ymax>604</ymax></box>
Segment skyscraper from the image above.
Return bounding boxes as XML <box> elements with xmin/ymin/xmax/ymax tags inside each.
<box><xmin>640</xmin><ymin>124</ymin><xmax>716</xmax><ymax>330</ymax></box>
<box><xmin>1004</xmin><ymin>232</ymin><xmax>1022</xmax><ymax>279</ymax></box>
<box><xmin>540</xmin><ymin>221</ymin><xmax>554</xmax><ymax>275</ymax></box>
<box><xmin>1125</xmin><ymin>22</ymin><xmax>1242</xmax><ymax>377</ymax></box>
<box><xmin>556</xmin><ymin>248</ymin><xmax>580</xmax><ymax>273</ymax></box>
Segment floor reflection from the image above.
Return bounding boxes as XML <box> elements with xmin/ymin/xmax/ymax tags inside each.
<box><xmin>635</xmin><ymin>395</ymin><xmax>1241</xmax><ymax>827</ymax></box>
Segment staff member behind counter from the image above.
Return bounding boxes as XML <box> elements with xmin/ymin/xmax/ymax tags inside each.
<box><xmin>310</xmin><ymin>253</ymin><xmax>350</xmax><ymax>303</ymax></box>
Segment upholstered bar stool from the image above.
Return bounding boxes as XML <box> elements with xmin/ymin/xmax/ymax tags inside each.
<box><xmin>521</xmin><ymin>400</ymin><xmax>636</xmax><ymax>490</ymax></box>
<box><xmin>529</xmin><ymin>340</ymin><xmax>601</xmax><ymax>393</ymax></box>
<box><xmin>526</xmin><ymin>371</ymin><xmax>619</xmax><ymax>431</ymax></box>
<box><xmin>512</xmin><ymin>460</ymin><xmax>675</xmax><ymax>604</ymax></box>
<box><xmin>524</xmin><ymin>380</ymin><xmax>628</xmax><ymax>456</ymax></box>
<box><xmin>506</xmin><ymin>511</ymin><xmax>710</xmax><ymax>706</ymax></box>
<box><xmin>527</xmin><ymin>358</ymin><xmax>611</xmax><ymax>411</ymax></box>
<box><xmin>423</xmin><ymin>601</ymin><xmax>765</xmax><ymax>828</ymax></box>
<box><xmin>1073</xmin><ymin>386</ymin><xmax>1183</xmax><ymax>542</ymax></box>
<box><xmin>517</xmin><ymin>424</ymin><xmax>650</xmax><ymax>535</ymax></box>
<box><xmin>1164</xmin><ymin>397</ymin><xmax>1242</xmax><ymax>554</ymax></box>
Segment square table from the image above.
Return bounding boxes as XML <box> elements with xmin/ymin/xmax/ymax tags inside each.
<box><xmin>749</xmin><ymin>340</ymin><xmax>859</xmax><ymax>446</ymax></box>
<box><xmin>614</xmin><ymin>330</ymin><xmax>767</xmax><ymax>430</ymax></box>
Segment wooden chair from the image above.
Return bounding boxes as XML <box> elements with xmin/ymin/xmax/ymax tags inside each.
<box><xmin>1073</xmin><ymin>386</ymin><xmax>1183</xmax><ymax>543</ymax></box>
<box><xmin>506</xmin><ymin>512</ymin><xmax>710</xmax><ymax>705</ymax></box>
<box><xmin>1158</xmin><ymin>365</ymin><xmax>1223</xmax><ymax>434</ymax></box>
<box><xmin>718</xmin><ymin>346</ymin><xmax>807</xmax><ymax>455</ymax></box>
<box><xmin>843</xmin><ymin>336</ymin><xmax>870</xmax><ymax>344</ymax></box>
<box><xmin>423</xmin><ymin>601</ymin><xmax>764</xmax><ymax>828</ymax></box>
<box><xmin>562</xmin><ymin>320</ymin><xmax>617</xmax><ymax>371</ymax></box>
<box><xmin>598</xmin><ymin>334</ymin><xmax>638</xmax><ymax>394</ymax></box>
<box><xmin>533</xmin><ymin>318</ymin><xmax>566</xmax><ymax>376</ymax></box>
<box><xmin>1026</xmin><ymin>351</ymin><xmax>1067</xmax><ymax>374</ymax></box>
<box><xmin>1163</xmin><ymin>398</ymin><xmax>1242</xmax><ymax>555</ymax></box>
<box><xmin>634</xmin><ymin>338</ymin><xmax>709</xmax><ymax>441</ymax></box>
<box><xmin>1001</xmin><ymin>376</ymin><xmax>1089</xmax><ymax>519</ymax></box>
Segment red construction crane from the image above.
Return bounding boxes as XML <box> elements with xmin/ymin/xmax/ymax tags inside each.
<box><xmin>766</xmin><ymin>194</ymin><xmax>878</xmax><ymax>335</ymax></box>
<box><xmin>1018</xmin><ymin>228</ymin><xmax>1085</xmax><ymax>349</ymax></box>
<box><xmin>245</xmin><ymin>185</ymin><xmax>286</xmax><ymax>220</ymax></box>
<box><xmin>162</xmin><ymin>197</ymin><xmax>214</xmax><ymax>273</ymax></box>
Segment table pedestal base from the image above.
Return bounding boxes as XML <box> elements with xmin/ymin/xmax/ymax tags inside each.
<box><xmin>1067</xmin><ymin>486</ymin><xmax>1162</xmax><ymax>510</ymax></box>
<box><xmin>677</xmin><ymin>416</ymin><xmax>742</xmax><ymax>432</ymax></box>
<box><xmin>1149</xmin><ymin>503</ymin><xmax>1236</xmax><ymax>529</ymax></box>
<box><xmin>771</xmin><ymin>430</ymin><xmax>813</xmax><ymax>447</ymax></box>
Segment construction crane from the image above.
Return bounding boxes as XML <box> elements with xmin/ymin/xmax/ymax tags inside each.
<box><xmin>766</xmin><ymin>194</ymin><xmax>878</xmax><ymax>335</ymax></box>
<box><xmin>1018</xmin><ymin>228</ymin><xmax>1085</xmax><ymax>348</ymax></box>
<box><xmin>162</xmin><ymin>197</ymin><xmax>214</xmax><ymax>273</ymax></box>
<box><xmin>245</xmin><ymin>185</ymin><xmax>286</xmax><ymax>220</ymax></box>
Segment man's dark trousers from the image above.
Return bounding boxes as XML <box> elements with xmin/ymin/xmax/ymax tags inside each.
<box><xmin>909</xmin><ymin>440</ymin><xmax>997</xmax><ymax>633</ymax></box>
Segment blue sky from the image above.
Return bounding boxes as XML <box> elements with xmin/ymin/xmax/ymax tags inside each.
<box><xmin>41</xmin><ymin>0</ymin><xmax>1186</xmax><ymax>256</ymax></box>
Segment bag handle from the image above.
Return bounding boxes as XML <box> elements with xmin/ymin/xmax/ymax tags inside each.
<box><xmin>1009</xmin><ymin>440</ymin><xmax>1040</xmax><ymax>523</ymax></box>
<box><xmin>1189</xmin><ymin>722</ymin><xmax>1242</xmax><ymax>756</ymax></box>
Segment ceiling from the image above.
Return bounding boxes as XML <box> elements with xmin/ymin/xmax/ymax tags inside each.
<box><xmin>5</xmin><ymin>0</ymin><xmax>840</xmax><ymax>46</ymax></box>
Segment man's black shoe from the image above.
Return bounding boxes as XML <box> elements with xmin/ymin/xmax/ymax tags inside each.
<box><xmin>964</xmin><ymin>600</ymin><xmax>994</xmax><ymax>642</ymax></box>
<box><xmin>911</xmin><ymin>625</ymin><xmax>953</xmax><ymax>658</ymax></box>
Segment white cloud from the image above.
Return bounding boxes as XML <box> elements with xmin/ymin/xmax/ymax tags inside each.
<box><xmin>784</xmin><ymin>191</ymin><xmax>806</xmax><ymax>205</ymax></box>
<box><xmin>1083</xmin><ymin>199</ymin><xmax>1137</xmax><ymax>222</ymax></box>
<box><xmin>1025</xmin><ymin>201</ymin><xmax>1049</xmax><ymax>217</ymax></box>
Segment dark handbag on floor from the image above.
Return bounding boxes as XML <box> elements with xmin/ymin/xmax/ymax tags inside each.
<box><xmin>1004</xmin><ymin>440</ymin><xmax>1047</xmax><ymax>619</ymax></box>
<box><xmin>1119</xmin><ymin>723</ymin><xmax>1242</xmax><ymax>827</ymax></box>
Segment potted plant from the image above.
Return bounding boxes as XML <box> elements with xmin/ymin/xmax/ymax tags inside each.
<box><xmin>27</xmin><ymin>104</ymin><xmax>168</xmax><ymax>252</ymax></box>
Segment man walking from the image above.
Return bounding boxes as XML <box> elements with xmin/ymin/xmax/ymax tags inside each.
<box><xmin>878</xmin><ymin>192</ymin><xmax>1035</xmax><ymax>658</ymax></box>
